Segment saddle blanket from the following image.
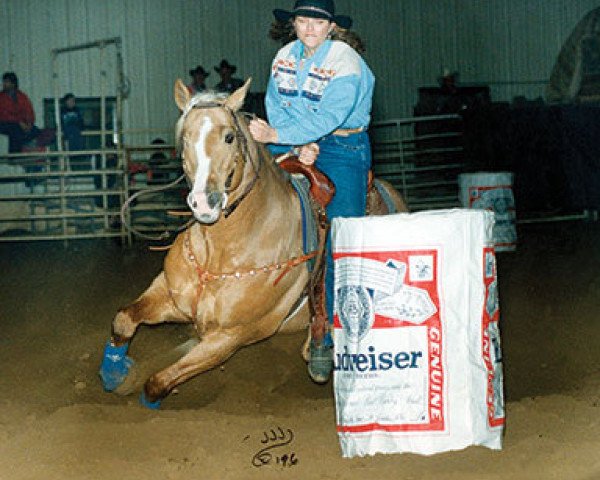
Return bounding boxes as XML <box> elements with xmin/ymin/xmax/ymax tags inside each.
<box><xmin>290</xmin><ymin>176</ymin><xmax>319</xmax><ymax>271</ymax></box>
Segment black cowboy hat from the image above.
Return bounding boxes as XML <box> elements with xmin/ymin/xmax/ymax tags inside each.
<box><xmin>214</xmin><ymin>59</ymin><xmax>237</xmax><ymax>74</ymax></box>
<box><xmin>189</xmin><ymin>65</ymin><xmax>210</xmax><ymax>77</ymax></box>
<box><xmin>273</xmin><ymin>0</ymin><xmax>352</xmax><ymax>29</ymax></box>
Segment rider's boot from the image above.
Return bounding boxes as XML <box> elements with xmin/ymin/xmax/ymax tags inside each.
<box><xmin>308</xmin><ymin>340</ymin><xmax>333</xmax><ymax>384</ymax></box>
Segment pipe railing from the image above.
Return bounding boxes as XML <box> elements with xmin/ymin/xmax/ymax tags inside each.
<box><xmin>370</xmin><ymin>114</ymin><xmax>465</xmax><ymax>211</ymax></box>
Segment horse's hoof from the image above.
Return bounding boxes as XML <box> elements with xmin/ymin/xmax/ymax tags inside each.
<box><xmin>308</xmin><ymin>342</ymin><xmax>333</xmax><ymax>384</ymax></box>
<box><xmin>113</xmin><ymin>362</ymin><xmax>140</xmax><ymax>396</ymax></box>
<box><xmin>99</xmin><ymin>341</ymin><xmax>134</xmax><ymax>392</ymax></box>
<box><xmin>139</xmin><ymin>390</ymin><xmax>162</xmax><ymax>410</ymax></box>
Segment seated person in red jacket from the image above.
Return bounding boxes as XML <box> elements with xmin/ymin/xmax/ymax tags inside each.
<box><xmin>0</xmin><ymin>72</ymin><xmax>39</xmax><ymax>153</ymax></box>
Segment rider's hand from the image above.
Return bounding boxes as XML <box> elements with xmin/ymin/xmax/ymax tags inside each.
<box><xmin>298</xmin><ymin>143</ymin><xmax>320</xmax><ymax>165</ymax></box>
<box><xmin>249</xmin><ymin>118</ymin><xmax>278</xmax><ymax>144</ymax></box>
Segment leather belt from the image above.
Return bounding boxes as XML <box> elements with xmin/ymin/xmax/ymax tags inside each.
<box><xmin>332</xmin><ymin>127</ymin><xmax>365</xmax><ymax>137</ymax></box>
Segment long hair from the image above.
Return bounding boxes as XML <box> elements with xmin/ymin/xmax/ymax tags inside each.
<box><xmin>269</xmin><ymin>19</ymin><xmax>366</xmax><ymax>54</ymax></box>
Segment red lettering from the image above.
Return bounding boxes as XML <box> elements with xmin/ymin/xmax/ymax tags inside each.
<box><xmin>428</xmin><ymin>323</ymin><xmax>444</xmax><ymax>428</ymax></box>
<box><xmin>431</xmin><ymin>408</ymin><xmax>442</xmax><ymax>421</ymax></box>
<box><xmin>429</xmin><ymin>326</ymin><xmax>441</xmax><ymax>342</ymax></box>
<box><xmin>483</xmin><ymin>335</ymin><xmax>490</xmax><ymax>356</ymax></box>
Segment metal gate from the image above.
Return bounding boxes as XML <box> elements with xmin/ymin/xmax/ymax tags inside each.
<box><xmin>370</xmin><ymin>114</ymin><xmax>464</xmax><ymax>212</ymax></box>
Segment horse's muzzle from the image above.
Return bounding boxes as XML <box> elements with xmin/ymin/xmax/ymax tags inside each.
<box><xmin>187</xmin><ymin>190</ymin><xmax>228</xmax><ymax>224</ymax></box>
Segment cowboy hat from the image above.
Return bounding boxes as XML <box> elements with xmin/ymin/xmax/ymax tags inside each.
<box><xmin>214</xmin><ymin>59</ymin><xmax>237</xmax><ymax>74</ymax></box>
<box><xmin>189</xmin><ymin>65</ymin><xmax>210</xmax><ymax>77</ymax></box>
<box><xmin>273</xmin><ymin>0</ymin><xmax>352</xmax><ymax>29</ymax></box>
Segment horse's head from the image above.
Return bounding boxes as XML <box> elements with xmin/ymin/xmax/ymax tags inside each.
<box><xmin>174</xmin><ymin>78</ymin><xmax>255</xmax><ymax>224</ymax></box>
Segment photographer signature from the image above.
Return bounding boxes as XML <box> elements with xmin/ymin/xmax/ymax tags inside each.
<box><xmin>248</xmin><ymin>426</ymin><xmax>298</xmax><ymax>468</ymax></box>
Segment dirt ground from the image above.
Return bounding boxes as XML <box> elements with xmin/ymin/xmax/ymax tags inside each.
<box><xmin>0</xmin><ymin>222</ymin><xmax>599</xmax><ymax>480</ymax></box>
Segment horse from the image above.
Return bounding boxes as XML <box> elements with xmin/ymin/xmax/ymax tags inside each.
<box><xmin>99</xmin><ymin>78</ymin><xmax>407</xmax><ymax>409</ymax></box>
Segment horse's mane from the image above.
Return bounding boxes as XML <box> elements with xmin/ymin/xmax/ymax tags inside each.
<box><xmin>175</xmin><ymin>90</ymin><xmax>229</xmax><ymax>150</ymax></box>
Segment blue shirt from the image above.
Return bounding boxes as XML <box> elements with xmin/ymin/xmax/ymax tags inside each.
<box><xmin>266</xmin><ymin>40</ymin><xmax>375</xmax><ymax>146</ymax></box>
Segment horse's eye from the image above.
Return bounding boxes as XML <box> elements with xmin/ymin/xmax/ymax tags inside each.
<box><xmin>224</xmin><ymin>132</ymin><xmax>235</xmax><ymax>144</ymax></box>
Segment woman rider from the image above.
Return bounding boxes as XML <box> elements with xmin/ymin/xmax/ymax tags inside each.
<box><xmin>249</xmin><ymin>0</ymin><xmax>374</xmax><ymax>384</ymax></box>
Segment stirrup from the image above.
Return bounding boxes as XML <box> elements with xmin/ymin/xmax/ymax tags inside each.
<box><xmin>308</xmin><ymin>342</ymin><xmax>333</xmax><ymax>384</ymax></box>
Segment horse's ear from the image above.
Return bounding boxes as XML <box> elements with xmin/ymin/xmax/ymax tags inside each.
<box><xmin>174</xmin><ymin>79</ymin><xmax>191</xmax><ymax>111</ymax></box>
<box><xmin>224</xmin><ymin>77</ymin><xmax>252</xmax><ymax>112</ymax></box>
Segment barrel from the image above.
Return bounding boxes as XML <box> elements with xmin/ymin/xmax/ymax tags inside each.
<box><xmin>458</xmin><ymin>172</ymin><xmax>516</xmax><ymax>252</ymax></box>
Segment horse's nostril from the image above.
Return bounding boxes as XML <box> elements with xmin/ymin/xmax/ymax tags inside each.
<box><xmin>207</xmin><ymin>192</ymin><xmax>222</xmax><ymax>210</ymax></box>
<box><xmin>192</xmin><ymin>201</ymin><xmax>198</xmax><ymax>209</ymax></box>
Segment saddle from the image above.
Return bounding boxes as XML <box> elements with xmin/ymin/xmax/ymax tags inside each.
<box><xmin>278</xmin><ymin>155</ymin><xmax>381</xmax><ymax>210</ymax></box>
<box><xmin>277</xmin><ymin>155</ymin><xmax>335</xmax><ymax>209</ymax></box>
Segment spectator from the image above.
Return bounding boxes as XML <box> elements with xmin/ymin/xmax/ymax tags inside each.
<box><xmin>214</xmin><ymin>59</ymin><xmax>244</xmax><ymax>94</ymax></box>
<box><xmin>148</xmin><ymin>138</ymin><xmax>170</xmax><ymax>185</ymax></box>
<box><xmin>60</xmin><ymin>93</ymin><xmax>85</xmax><ymax>151</ymax></box>
<box><xmin>187</xmin><ymin>65</ymin><xmax>210</xmax><ymax>95</ymax></box>
<box><xmin>0</xmin><ymin>72</ymin><xmax>39</xmax><ymax>153</ymax></box>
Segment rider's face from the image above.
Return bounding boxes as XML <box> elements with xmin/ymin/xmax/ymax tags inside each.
<box><xmin>294</xmin><ymin>16</ymin><xmax>334</xmax><ymax>51</ymax></box>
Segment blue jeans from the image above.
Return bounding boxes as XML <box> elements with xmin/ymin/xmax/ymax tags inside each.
<box><xmin>315</xmin><ymin>132</ymin><xmax>371</xmax><ymax>347</ymax></box>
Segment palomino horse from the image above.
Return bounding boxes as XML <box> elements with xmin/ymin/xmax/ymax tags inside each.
<box><xmin>99</xmin><ymin>79</ymin><xmax>407</xmax><ymax>408</ymax></box>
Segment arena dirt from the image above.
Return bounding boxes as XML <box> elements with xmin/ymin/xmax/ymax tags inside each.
<box><xmin>0</xmin><ymin>223</ymin><xmax>598</xmax><ymax>480</ymax></box>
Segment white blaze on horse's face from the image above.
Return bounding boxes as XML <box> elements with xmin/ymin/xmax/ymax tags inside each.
<box><xmin>185</xmin><ymin>115</ymin><xmax>229</xmax><ymax>224</ymax></box>
<box><xmin>175</xmin><ymin>79</ymin><xmax>252</xmax><ymax>224</ymax></box>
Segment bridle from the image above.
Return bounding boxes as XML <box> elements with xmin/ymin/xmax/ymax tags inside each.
<box><xmin>119</xmin><ymin>102</ymin><xmax>261</xmax><ymax>242</ymax></box>
<box><xmin>180</xmin><ymin>101</ymin><xmax>261</xmax><ymax>219</ymax></box>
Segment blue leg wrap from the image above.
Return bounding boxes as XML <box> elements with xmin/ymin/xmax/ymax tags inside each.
<box><xmin>99</xmin><ymin>341</ymin><xmax>134</xmax><ymax>392</ymax></box>
<box><xmin>139</xmin><ymin>390</ymin><xmax>162</xmax><ymax>410</ymax></box>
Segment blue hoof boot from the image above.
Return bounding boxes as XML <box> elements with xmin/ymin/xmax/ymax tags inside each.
<box><xmin>139</xmin><ymin>390</ymin><xmax>162</xmax><ymax>410</ymax></box>
<box><xmin>99</xmin><ymin>341</ymin><xmax>134</xmax><ymax>392</ymax></box>
<box><xmin>308</xmin><ymin>342</ymin><xmax>333</xmax><ymax>384</ymax></box>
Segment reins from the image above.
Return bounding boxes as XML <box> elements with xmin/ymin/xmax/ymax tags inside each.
<box><xmin>119</xmin><ymin>173</ymin><xmax>191</xmax><ymax>241</ymax></box>
<box><xmin>221</xmin><ymin>110</ymin><xmax>260</xmax><ymax>218</ymax></box>
<box><xmin>119</xmin><ymin>104</ymin><xmax>259</xmax><ymax>242</ymax></box>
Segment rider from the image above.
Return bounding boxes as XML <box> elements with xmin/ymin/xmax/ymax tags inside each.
<box><xmin>249</xmin><ymin>0</ymin><xmax>374</xmax><ymax>383</ymax></box>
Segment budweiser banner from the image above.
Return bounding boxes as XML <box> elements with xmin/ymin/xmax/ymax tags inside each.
<box><xmin>332</xmin><ymin>209</ymin><xmax>504</xmax><ymax>457</ymax></box>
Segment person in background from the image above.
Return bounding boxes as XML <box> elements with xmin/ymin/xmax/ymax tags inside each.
<box><xmin>249</xmin><ymin>0</ymin><xmax>374</xmax><ymax>384</ymax></box>
<box><xmin>148</xmin><ymin>137</ymin><xmax>169</xmax><ymax>185</ymax></box>
<box><xmin>60</xmin><ymin>93</ymin><xmax>85</xmax><ymax>152</ymax></box>
<box><xmin>214</xmin><ymin>59</ymin><xmax>244</xmax><ymax>94</ymax></box>
<box><xmin>187</xmin><ymin>65</ymin><xmax>210</xmax><ymax>95</ymax></box>
<box><xmin>0</xmin><ymin>72</ymin><xmax>39</xmax><ymax>153</ymax></box>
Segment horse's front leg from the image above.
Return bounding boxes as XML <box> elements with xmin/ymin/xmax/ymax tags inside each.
<box><xmin>140</xmin><ymin>328</ymin><xmax>243</xmax><ymax>409</ymax></box>
<box><xmin>99</xmin><ymin>272</ymin><xmax>188</xmax><ymax>392</ymax></box>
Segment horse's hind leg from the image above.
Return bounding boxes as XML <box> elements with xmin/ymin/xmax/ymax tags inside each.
<box><xmin>140</xmin><ymin>329</ymin><xmax>242</xmax><ymax>409</ymax></box>
<box><xmin>100</xmin><ymin>272</ymin><xmax>188</xmax><ymax>392</ymax></box>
